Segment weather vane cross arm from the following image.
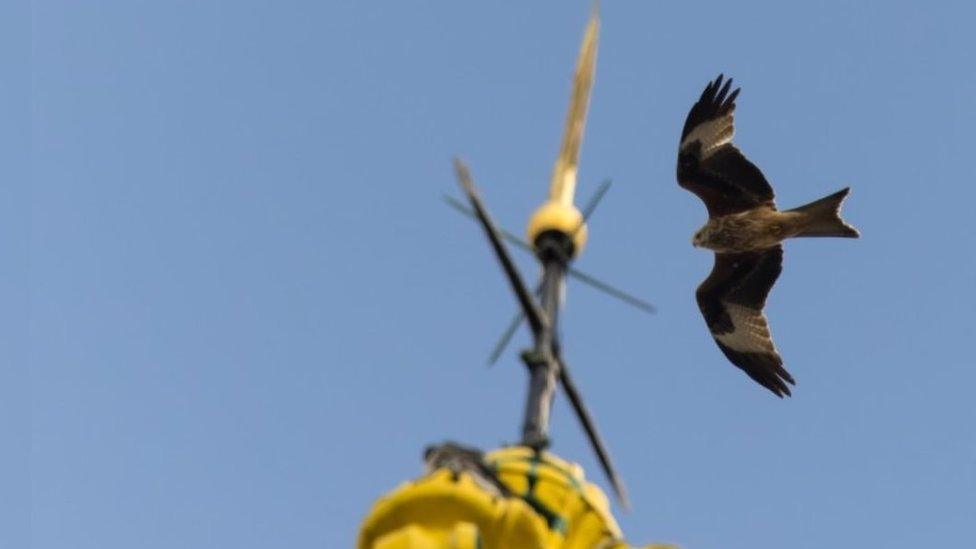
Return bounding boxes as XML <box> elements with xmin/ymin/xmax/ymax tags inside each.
<box><xmin>452</xmin><ymin>158</ymin><xmax>548</xmax><ymax>339</ymax></box>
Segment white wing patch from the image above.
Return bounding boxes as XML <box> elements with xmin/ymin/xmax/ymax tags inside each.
<box><xmin>713</xmin><ymin>302</ymin><xmax>779</xmax><ymax>355</ymax></box>
<box><xmin>681</xmin><ymin>113</ymin><xmax>735</xmax><ymax>159</ymax></box>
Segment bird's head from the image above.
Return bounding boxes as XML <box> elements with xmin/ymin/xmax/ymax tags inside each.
<box><xmin>692</xmin><ymin>228</ymin><xmax>706</xmax><ymax>248</ymax></box>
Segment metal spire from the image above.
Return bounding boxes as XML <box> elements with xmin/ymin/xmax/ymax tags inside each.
<box><xmin>451</xmin><ymin>4</ymin><xmax>631</xmax><ymax>508</ymax></box>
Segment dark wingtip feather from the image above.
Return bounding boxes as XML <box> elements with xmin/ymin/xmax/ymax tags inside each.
<box><xmin>781</xmin><ymin>368</ymin><xmax>796</xmax><ymax>386</ymax></box>
<box><xmin>701</xmin><ymin>75</ymin><xmax>720</xmax><ymax>102</ymax></box>
<box><xmin>762</xmin><ymin>371</ymin><xmax>792</xmax><ymax>398</ymax></box>
<box><xmin>779</xmin><ymin>383</ymin><xmax>792</xmax><ymax>397</ymax></box>
<box><xmin>765</xmin><ymin>360</ymin><xmax>795</xmax><ymax>397</ymax></box>
<box><xmin>711</xmin><ymin>74</ymin><xmax>723</xmax><ymax>95</ymax></box>
<box><xmin>706</xmin><ymin>74</ymin><xmax>739</xmax><ymax>116</ymax></box>
<box><xmin>762</xmin><ymin>368</ymin><xmax>792</xmax><ymax>398</ymax></box>
<box><xmin>761</xmin><ymin>370</ymin><xmax>789</xmax><ymax>398</ymax></box>
<box><xmin>727</xmin><ymin>87</ymin><xmax>741</xmax><ymax>109</ymax></box>
<box><xmin>716</xmin><ymin>77</ymin><xmax>733</xmax><ymax>105</ymax></box>
<box><xmin>715</xmin><ymin>342</ymin><xmax>795</xmax><ymax>398</ymax></box>
<box><xmin>681</xmin><ymin>74</ymin><xmax>743</xmax><ymax>144</ymax></box>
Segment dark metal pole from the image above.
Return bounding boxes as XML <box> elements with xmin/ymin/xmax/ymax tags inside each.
<box><xmin>520</xmin><ymin>232</ymin><xmax>572</xmax><ymax>449</ymax></box>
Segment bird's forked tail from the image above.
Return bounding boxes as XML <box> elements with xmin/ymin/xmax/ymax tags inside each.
<box><xmin>788</xmin><ymin>187</ymin><xmax>860</xmax><ymax>238</ymax></box>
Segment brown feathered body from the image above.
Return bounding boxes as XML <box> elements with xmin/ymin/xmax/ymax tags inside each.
<box><xmin>694</xmin><ymin>188</ymin><xmax>859</xmax><ymax>254</ymax></box>
<box><xmin>694</xmin><ymin>206</ymin><xmax>799</xmax><ymax>253</ymax></box>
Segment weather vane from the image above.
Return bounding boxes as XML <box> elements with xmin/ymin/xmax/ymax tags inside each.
<box><xmin>449</xmin><ymin>4</ymin><xmax>654</xmax><ymax>506</ymax></box>
<box><xmin>358</xmin><ymin>5</ymin><xmax>669</xmax><ymax>548</ymax></box>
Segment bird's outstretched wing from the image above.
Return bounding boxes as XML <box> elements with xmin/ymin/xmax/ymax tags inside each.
<box><xmin>695</xmin><ymin>246</ymin><xmax>795</xmax><ymax>397</ymax></box>
<box><xmin>677</xmin><ymin>75</ymin><xmax>776</xmax><ymax>218</ymax></box>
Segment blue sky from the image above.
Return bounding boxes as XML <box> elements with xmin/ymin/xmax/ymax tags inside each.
<box><xmin>26</xmin><ymin>1</ymin><xmax>976</xmax><ymax>548</ymax></box>
<box><xmin>5</xmin><ymin>1</ymin><xmax>28</xmax><ymax>549</ymax></box>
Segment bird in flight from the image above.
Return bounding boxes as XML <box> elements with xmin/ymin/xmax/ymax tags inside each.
<box><xmin>676</xmin><ymin>75</ymin><xmax>859</xmax><ymax>397</ymax></box>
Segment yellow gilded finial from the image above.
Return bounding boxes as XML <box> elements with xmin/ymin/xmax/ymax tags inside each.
<box><xmin>550</xmin><ymin>4</ymin><xmax>598</xmax><ymax>207</ymax></box>
<box><xmin>528</xmin><ymin>4</ymin><xmax>599</xmax><ymax>256</ymax></box>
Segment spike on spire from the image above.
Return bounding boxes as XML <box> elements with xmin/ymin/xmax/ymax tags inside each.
<box><xmin>549</xmin><ymin>5</ymin><xmax>599</xmax><ymax>207</ymax></box>
<box><xmin>528</xmin><ymin>5</ymin><xmax>599</xmax><ymax>257</ymax></box>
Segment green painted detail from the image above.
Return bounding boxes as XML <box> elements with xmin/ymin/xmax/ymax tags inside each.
<box><xmin>492</xmin><ymin>453</ymin><xmax>584</xmax><ymax>493</ymax></box>
<box><xmin>486</xmin><ymin>452</ymin><xmax>587</xmax><ymax>534</ymax></box>
<box><xmin>526</xmin><ymin>452</ymin><xmax>540</xmax><ymax>497</ymax></box>
<box><xmin>522</xmin><ymin>494</ymin><xmax>564</xmax><ymax>532</ymax></box>
<box><xmin>550</xmin><ymin>515</ymin><xmax>568</xmax><ymax>535</ymax></box>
